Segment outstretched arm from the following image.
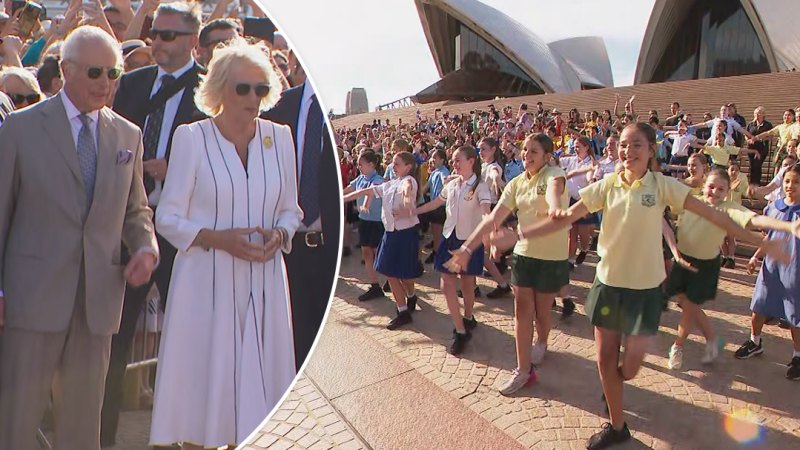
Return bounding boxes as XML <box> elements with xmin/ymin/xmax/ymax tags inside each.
<box><xmin>415</xmin><ymin>196</ymin><xmax>445</xmax><ymax>215</ymax></box>
<box><xmin>343</xmin><ymin>186</ymin><xmax>376</xmax><ymax>203</ymax></box>
<box><xmin>749</xmin><ymin>215</ymin><xmax>800</xmax><ymax>239</ymax></box>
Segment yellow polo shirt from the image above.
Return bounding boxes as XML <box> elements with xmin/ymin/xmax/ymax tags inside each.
<box><xmin>677</xmin><ymin>201</ymin><xmax>755</xmax><ymax>259</ymax></box>
<box><xmin>703</xmin><ymin>145</ymin><xmax>740</xmax><ymax>167</ymax></box>
<box><xmin>499</xmin><ymin>165</ymin><xmax>569</xmax><ymax>260</ymax></box>
<box><xmin>726</xmin><ymin>173</ymin><xmax>748</xmax><ymax>204</ymax></box>
<box><xmin>580</xmin><ymin>171</ymin><xmax>690</xmax><ymax>289</ymax></box>
<box><xmin>768</xmin><ymin>122</ymin><xmax>800</xmax><ymax>148</ymax></box>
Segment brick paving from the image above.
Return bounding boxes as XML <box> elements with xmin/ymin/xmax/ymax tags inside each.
<box><xmin>248</xmin><ymin>244</ymin><xmax>800</xmax><ymax>449</ymax></box>
<box><xmin>243</xmin><ymin>376</ymin><xmax>367</xmax><ymax>450</ymax></box>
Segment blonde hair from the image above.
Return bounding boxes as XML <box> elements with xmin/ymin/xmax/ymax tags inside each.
<box><xmin>195</xmin><ymin>40</ymin><xmax>282</xmax><ymax>117</ymax></box>
<box><xmin>0</xmin><ymin>66</ymin><xmax>43</xmax><ymax>97</ymax></box>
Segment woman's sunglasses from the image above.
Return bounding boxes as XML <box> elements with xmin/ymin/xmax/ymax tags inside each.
<box><xmin>235</xmin><ymin>83</ymin><xmax>270</xmax><ymax>98</ymax></box>
<box><xmin>9</xmin><ymin>93</ymin><xmax>40</xmax><ymax>106</ymax></box>
<box><xmin>151</xmin><ymin>29</ymin><xmax>195</xmax><ymax>42</ymax></box>
<box><xmin>86</xmin><ymin>66</ymin><xmax>123</xmax><ymax>80</ymax></box>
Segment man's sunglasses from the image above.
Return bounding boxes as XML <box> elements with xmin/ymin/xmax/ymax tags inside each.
<box><xmin>9</xmin><ymin>93</ymin><xmax>40</xmax><ymax>106</ymax></box>
<box><xmin>151</xmin><ymin>29</ymin><xmax>195</xmax><ymax>42</ymax></box>
<box><xmin>235</xmin><ymin>83</ymin><xmax>270</xmax><ymax>98</ymax></box>
<box><xmin>86</xmin><ymin>66</ymin><xmax>123</xmax><ymax>80</ymax></box>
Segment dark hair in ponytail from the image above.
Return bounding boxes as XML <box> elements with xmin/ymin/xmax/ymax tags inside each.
<box><xmin>480</xmin><ymin>136</ymin><xmax>507</xmax><ymax>178</ymax></box>
<box><xmin>456</xmin><ymin>145</ymin><xmax>481</xmax><ymax>196</ymax></box>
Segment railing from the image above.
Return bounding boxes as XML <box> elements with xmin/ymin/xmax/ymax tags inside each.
<box><xmin>377</xmin><ymin>96</ymin><xmax>415</xmax><ymax>111</ymax></box>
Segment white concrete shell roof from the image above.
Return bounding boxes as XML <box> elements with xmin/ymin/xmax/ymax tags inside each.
<box><xmin>414</xmin><ymin>0</ymin><xmax>613</xmax><ymax>93</ymax></box>
<box><xmin>549</xmin><ymin>37</ymin><xmax>614</xmax><ymax>88</ymax></box>
<box><xmin>635</xmin><ymin>0</ymin><xmax>800</xmax><ymax>84</ymax></box>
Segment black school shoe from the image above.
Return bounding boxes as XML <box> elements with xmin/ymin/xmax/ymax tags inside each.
<box><xmin>387</xmin><ymin>309</ymin><xmax>412</xmax><ymax>330</ymax></box>
<box><xmin>406</xmin><ymin>294</ymin><xmax>418</xmax><ymax>313</ymax></box>
<box><xmin>449</xmin><ymin>330</ymin><xmax>472</xmax><ymax>355</ymax></box>
<box><xmin>383</xmin><ymin>280</ymin><xmax>391</xmax><ymax>292</ymax></box>
<box><xmin>575</xmin><ymin>250</ymin><xmax>588</xmax><ymax>266</ymax></box>
<box><xmin>734</xmin><ymin>339</ymin><xmax>764</xmax><ymax>359</ymax></box>
<box><xmin>561</xmin><ymin>297</ymin><xmax>576</xmax><ymax>319</ymax></box>
<box><xmin>787</xmin><ymin>357</ymin><xmax>800</xmax><ymax>380</ymax></box>
<box><xmin>463</xmin><ymin>316</ymin><xmax>478</xmax><ymax>331</ymax></box>
<box><xmin>358</xmin><ymin>284</ymin><xmax>385</xmax><ymax>302</ymax></box>
<box><xmin>486</xmin><ymin>284</ymin><xmax>511</xmax><ymax>299</ymax></box>
<box><xmin>586</xmin><ymin>422</ymin><xmax>631</xmax><ymax>450</ymax></box>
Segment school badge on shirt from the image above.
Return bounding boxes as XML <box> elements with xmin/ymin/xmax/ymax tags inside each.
<box><xmin>641</xmin><ymin>193</ymin><xmax>656</xmax><ymax>207</ymax></box>
<box><xmin>536</xmin><ymin>183</ymin><xmax>547</xmax><ymax>195</ymax></box>
<box><xmin>262</xmin><ymin>136</ymin><xmax>273</xmax><ymax>149</ymax></box>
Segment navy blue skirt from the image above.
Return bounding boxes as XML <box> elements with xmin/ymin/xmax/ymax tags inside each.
<box><xmin>434</xmin><ymin>233</ymin><xmax>485</xmax><ymax>276</ymax></box>
<box><xmin>375</xmin><ymin>226</ymin><xmax>423</xmax><ymax>279</ymax></box>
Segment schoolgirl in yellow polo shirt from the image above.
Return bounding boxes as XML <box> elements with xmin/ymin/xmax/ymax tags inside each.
<box><xmin>447</xmin><ymin>134</ymin><xmax>569</xmax><ymax>397</ymax></box>
<box><xmin>722</xmin><ymin>161</ymin><xmax>749</xmax><ymax>268</ymax></box>
<box><xmin>665</xmin><ymin>168</ymin><xmax>799</xmax><ymax>371</ymax></box>
<box><xmin>490</xmin><ymin>123</ymin><xmax>786</xmax><ymax>450</ymax></box>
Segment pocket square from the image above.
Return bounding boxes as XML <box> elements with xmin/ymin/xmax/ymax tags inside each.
<box><xmin>116</xmin><ymin>149</ymin><xmax>133</xmax><ymax>165</ymax></box>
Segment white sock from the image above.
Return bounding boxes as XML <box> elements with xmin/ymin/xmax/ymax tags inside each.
<box><xmin>398</xmin><ymin>305</ymin><xmax>408</xmax><ymax>312</ymax></box>
<box><xmin>751</xmin><ymin>334</ymin><xmax>761</xmax><ymax>345</ymax></box>
<box><xmin>793</xmin><ymin>350</ymin><xmax>800</xmax><ymax>358</ymax></box>
<box><xmin>456</xmin><ymin>329</ymin><xmax>467</xmax><ymax>335</ymax></box>
<box><xmin>569</xmin><ymin>259</ymin><xmax>576</xmax><ymax>265</ymax></box>
<box><xmin>406</xmin><ymin>292</ymin><xmax>416</xmax><ymax>299</ymax></box>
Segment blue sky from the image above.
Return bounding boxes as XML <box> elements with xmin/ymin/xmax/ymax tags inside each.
<box><xmin>261</xmin><ymin>0</ymin><xmax>656</xmax><ymax>114</ymax></box>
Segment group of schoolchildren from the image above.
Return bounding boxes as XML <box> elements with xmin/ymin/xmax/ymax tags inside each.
<box><xmin>340</xmin><ymin>106</ymin><xmax>800</xmax><ymax>450</ymax></box>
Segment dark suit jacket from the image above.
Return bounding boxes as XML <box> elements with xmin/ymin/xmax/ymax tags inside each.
<box><xmin>112</xmin><ymin>63</ymin><xmax>205</xmax><ymax>264</ymax></box>
<box><xmin>261</xmin><ymin>83</ymin><xmax>340</xmax><ymax>245</ymax></box>
<box><xmin>112</xmin><ymin>63</ymin><xmax>206</xmax><ymax>162</ymax></box>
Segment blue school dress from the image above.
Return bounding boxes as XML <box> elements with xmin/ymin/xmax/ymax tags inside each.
<box><xmin>751</xmin><ymin>198</ymin><xmax>800</xmax><ymax>327</ymax></box>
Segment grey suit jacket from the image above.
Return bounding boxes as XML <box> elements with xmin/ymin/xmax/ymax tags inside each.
<box><xmin>0</xmin><ymin>93</ymin><xmax>158</xmax><ymax>335</ymax></box>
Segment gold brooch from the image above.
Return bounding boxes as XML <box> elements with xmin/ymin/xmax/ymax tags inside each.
<box><xmin>262</xmin><ymin>136</ymin><xmax>273</xmax><ymax>149</ymax></box>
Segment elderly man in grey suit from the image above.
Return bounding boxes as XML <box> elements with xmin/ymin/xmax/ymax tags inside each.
<box><xmin>0</xmin><ymin>26</ymin><xmax>158</xmax><ymax>450</ymax></box>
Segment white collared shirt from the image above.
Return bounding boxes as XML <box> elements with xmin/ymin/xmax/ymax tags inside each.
<box><xmin>147</xmin><ymin>58</ymin><xmax>196</xmax><ymax>206</ymax></box>
<box><xmin>374</xmin><ymin>175</ymin><xmax>419</xmax><ymax>232</ymax></box>
<box><xmin>61</xmin><ymin>91</ymin><xmax>99</xmax><ymax>151</ymax></box>
<box><xmin>670</xmin><ymin>133</ymin><xmax>697</xmax><ymax>157</ymax></box>
<box><xmin>441</xmin><ymin>174</ymin><xmax>491</xmax><ymax>240</ymax></box>
<box><xmin>560</xmin><ymin>154</ymin><xmax>594</xmax><ymax>200</ymax></box>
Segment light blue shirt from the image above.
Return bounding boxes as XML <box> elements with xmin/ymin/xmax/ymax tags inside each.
<box><xmin>504</xmin><ymin>158</ymin><xmax>524</xmax><ymax>181</ymax></box>
<box><xmin>350</xmin><ymin>171</ymin><xmax>383</xmax><ymax>221</ymax></box>
<box><xmin>428</xmin><ymin>165</ymin><xmax>450</xmax><ymax>199</ymax></box>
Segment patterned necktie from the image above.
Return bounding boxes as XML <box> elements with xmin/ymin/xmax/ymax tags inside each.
<box><xmin>142</xmin><ymin>74</ymin><xmax>176</xmax><ymax>193</ymax></box>
<box><xmin>299</xmin><ymin>94</ymin><xmax>323</xmax><ymax>227</ymax></box>
<box><xmin>77</xmin><ymin>114</ymin><xmax>97</xmax><ymax>219</ymax></box>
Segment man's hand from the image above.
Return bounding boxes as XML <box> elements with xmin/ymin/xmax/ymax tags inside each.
<box><xmin>143</xmin><ymin>159</ymin><xmax>168</xmax><ymax>181</ymax></box>
<box><xmin>124</xmin><ymin>251</ymin><xmax>156</xmax><ymax>287</ymax></box>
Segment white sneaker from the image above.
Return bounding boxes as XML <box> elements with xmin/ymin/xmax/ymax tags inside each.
<box><xmin>701</xmin><ymin>337</ymin><xmax>724</xmax><ymax>364</ymax></box>
<box><xmin>531</xmin><ymin>341</ymin><xmax>547</xmax><ymax>365</ymax></box>
<box><xmin>668</xmin><ymin>344</ymin><xmax>683</xmax><ymax>370</ymax></box>
<box><xmin>498</xmin><ymin>365</ymin><xmax>537</xmax><ymax>396</ymax></box>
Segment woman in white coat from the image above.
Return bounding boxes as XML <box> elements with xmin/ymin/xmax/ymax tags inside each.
<box><xmin>150</xmin><ymin>40</ymin><xmax>302</xmax><ymax>449</ymax></box>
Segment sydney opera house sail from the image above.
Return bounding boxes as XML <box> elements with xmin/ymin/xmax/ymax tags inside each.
<box><xmin>636</xmin><ymin>0</ymin><xmax>800</xmax><ymax>84</ymax></box>
<box><xmin>412</xmin><ymin>0</ymin><xmax>613</xmax><ymax>103</ymax></box>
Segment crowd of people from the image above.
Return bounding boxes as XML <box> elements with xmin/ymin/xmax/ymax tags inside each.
<box><xmin>335</xmin><ymin>97</ymin><xmax>800</xmax><ymax>450</ymax></box>
<box><xmin>0</xmin><ymin>1</ymin><xmax>340</xmax><ymax>449</ymax></box>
